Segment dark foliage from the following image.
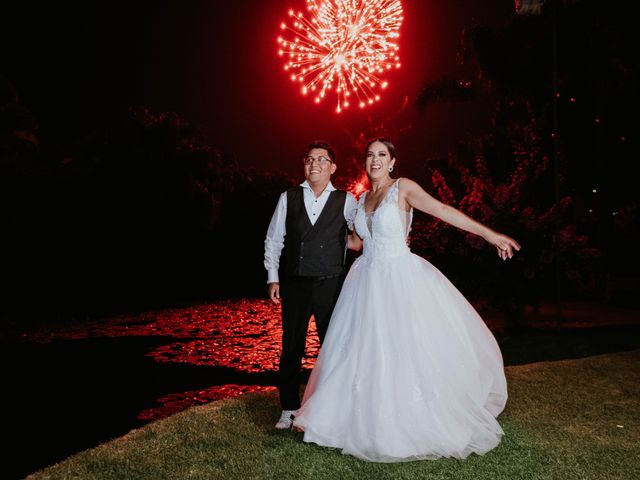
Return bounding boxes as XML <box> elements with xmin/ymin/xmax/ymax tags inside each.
<box><xmin>416</xmin><ymin>76</ymin><xmax>477</xmax><ymax>110</ymax></box>
<box><xmin>1</xmin><ymin>84</ymin><xmax>294</xmax><ymax>323</ymax></box>
<box><xmin>410</xmin><ymin>0</ymin><xmax>638</xmax><ymax>315</ymax></box>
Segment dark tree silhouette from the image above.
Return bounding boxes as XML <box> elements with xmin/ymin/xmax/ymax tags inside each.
<box><xmin>410</xmin><ymin>0</ymin><xmax>638</xmax><ymax>317</ymax></box>
<box><xmin>1</xmin><ymin>99</ymin><xmax>295</xmax><ymax>324</ymax></box>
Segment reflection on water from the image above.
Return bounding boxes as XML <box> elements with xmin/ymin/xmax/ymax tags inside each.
<box><xmin>25</xmin><ymin>299</ymin><xmax>319</xmax><ymax>419</ymax></box>
<box><xmin>137</xmin><ymin>384</ymin><xmax>277</xmax><ymax>420</ymax></box>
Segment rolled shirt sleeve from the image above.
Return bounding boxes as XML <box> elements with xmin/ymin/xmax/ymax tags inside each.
<box><xmin>264</xmin><ymin>192</ymin><xmax>287</xmax><ymax>284</ymax></box>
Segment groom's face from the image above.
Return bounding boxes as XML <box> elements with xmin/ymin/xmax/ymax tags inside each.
<box><xmin>304</xmin><ymin>147</ymin><xmax>337</xmax><ymax>184</ymax></box>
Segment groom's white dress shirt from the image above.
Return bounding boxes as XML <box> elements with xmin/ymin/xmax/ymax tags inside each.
<box><xmin>264</xmin><ymin>180</ymin><xmax>357</xmax><ymax>284</ymax></box>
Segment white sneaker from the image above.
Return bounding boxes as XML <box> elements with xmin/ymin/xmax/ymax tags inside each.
<box><xmin>275</xmin><ymin>410</ymin><xmax>296</xmax><ymax>429</ymax></box>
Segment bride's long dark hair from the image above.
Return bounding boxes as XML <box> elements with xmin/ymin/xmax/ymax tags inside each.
<box><xmin>364</xmin><ymin>137</ymin><xmax>398</xmax><ymax>178</ymax></box>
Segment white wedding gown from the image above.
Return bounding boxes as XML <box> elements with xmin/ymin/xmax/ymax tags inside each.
<box><xmin>293</xmin><ymin>179</ymin><xmax>507</xmax><ymax>462</ymax></box>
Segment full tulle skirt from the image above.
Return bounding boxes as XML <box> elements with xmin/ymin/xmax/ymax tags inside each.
<box><xmin>293</xmin><ymin>252</ymin><xmax>507</xmax><ymax>462</ymax></box>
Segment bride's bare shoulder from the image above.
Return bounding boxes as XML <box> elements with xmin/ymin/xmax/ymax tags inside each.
<box><xmin>397</xmin><ymin>177</ymin><xmax>421</xmax><ymax>192</ymax></box>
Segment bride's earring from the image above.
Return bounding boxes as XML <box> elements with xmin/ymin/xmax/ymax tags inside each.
<box><xmin>389</xmin><ymin>166</ymin><xmax>394</xmax><ymax>173</ymax></box>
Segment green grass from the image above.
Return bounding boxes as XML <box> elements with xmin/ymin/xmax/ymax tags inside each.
<box><xmin>29</xmin><ymin>350</ymin><xmax>640</xmax><ymax>480</ymax></box>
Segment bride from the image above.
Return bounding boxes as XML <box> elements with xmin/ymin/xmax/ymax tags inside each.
<box><xmin>292</xmin><ymin>138</ymin><xmax>520</xmax><ymax>462</ymax></box>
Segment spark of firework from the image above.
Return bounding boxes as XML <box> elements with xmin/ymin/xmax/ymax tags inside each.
<box><xmin>277</xmin><ymin>0</ymin><xmax>403</xmax><ymax>113</ymax></box>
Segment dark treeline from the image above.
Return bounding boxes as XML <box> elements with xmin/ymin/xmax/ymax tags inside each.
<box><xmin>412</xmin><ymin>0</ymin><xmax>639</xmax><ymax>316</ymax></box>
<box><xmin>1</xmin><ymin>83</ymin><xmax>294</xmax><ymax>324</ymax></box>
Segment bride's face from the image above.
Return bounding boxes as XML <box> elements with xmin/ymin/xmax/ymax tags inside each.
<box><xmin>365</xmin><ymin>141</ymin><xmax>396</xmax><ymax>181</ymax></box>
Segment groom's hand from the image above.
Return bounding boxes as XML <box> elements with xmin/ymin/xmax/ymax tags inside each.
<box><xmin>268</xmin><ymin>283</ymin><xmax>281</xmax><ymax>304</ymax></box>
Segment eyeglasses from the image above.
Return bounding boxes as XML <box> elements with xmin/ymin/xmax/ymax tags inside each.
<box><xmin>303</xmin><ymin>156</ymin><xmax>332</xmax><ymax>166</ymax></box>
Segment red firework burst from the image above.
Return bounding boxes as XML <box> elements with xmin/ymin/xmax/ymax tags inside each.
<box><xmin>277</xmin><ymin>0</ymin><xmax>403</xmax><ymax>113</ymax></box>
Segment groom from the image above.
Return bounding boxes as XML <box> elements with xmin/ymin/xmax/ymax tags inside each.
<box><xmin>264</xmin><ymin>140</ymin><xmax>357</xmax><ymax>429</ymax></box>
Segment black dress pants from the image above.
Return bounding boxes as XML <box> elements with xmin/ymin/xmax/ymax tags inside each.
<box><xmin>279</xmin><ymin>274</ymin><xmax>345</xmax><ymax>410</ymax></box>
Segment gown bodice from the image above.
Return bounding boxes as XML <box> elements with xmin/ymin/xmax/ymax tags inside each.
<box><xmin>354</xmin><ymin>179</ymin><xmax>413</xmax><ymax>261</ymax></box>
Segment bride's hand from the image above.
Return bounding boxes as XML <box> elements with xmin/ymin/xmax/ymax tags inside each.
<box><xmin>486</xmin><ymin>231</ymin><xmax>521</xmax><ymax>261</ymax></box>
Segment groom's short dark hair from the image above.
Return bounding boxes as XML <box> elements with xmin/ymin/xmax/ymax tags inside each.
<box><xmin>307</xmin><ymin>140</ymin><xmax>336</xmax><ymax>163</ymax></box>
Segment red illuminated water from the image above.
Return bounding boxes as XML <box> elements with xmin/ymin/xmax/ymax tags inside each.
<box><xmin>23</xmin><ymin>299</ymin><xmax>320</xmax><ymax>420</ymax></box>
<box><xmin>14</xmin><ymin>298</ymin><xmax>639</xmax><ymax>424</ymax></box>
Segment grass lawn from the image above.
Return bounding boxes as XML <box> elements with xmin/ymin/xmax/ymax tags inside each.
<box><xmin>29</xmin><ymin>350</ymin><xmax>640</xmax><ymax>480</ymax></box>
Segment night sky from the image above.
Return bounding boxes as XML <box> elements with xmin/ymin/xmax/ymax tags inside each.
<box><xmin>2</xmin><ymin>0</ymin><xmax>513</xmax><ymax>175</ymax></box>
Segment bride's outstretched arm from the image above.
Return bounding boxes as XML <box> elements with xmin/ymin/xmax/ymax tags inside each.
<box><xmin>400</xmin><ymin>178</ymin><xmax>521</xmax><ymax>260</ymax></box>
